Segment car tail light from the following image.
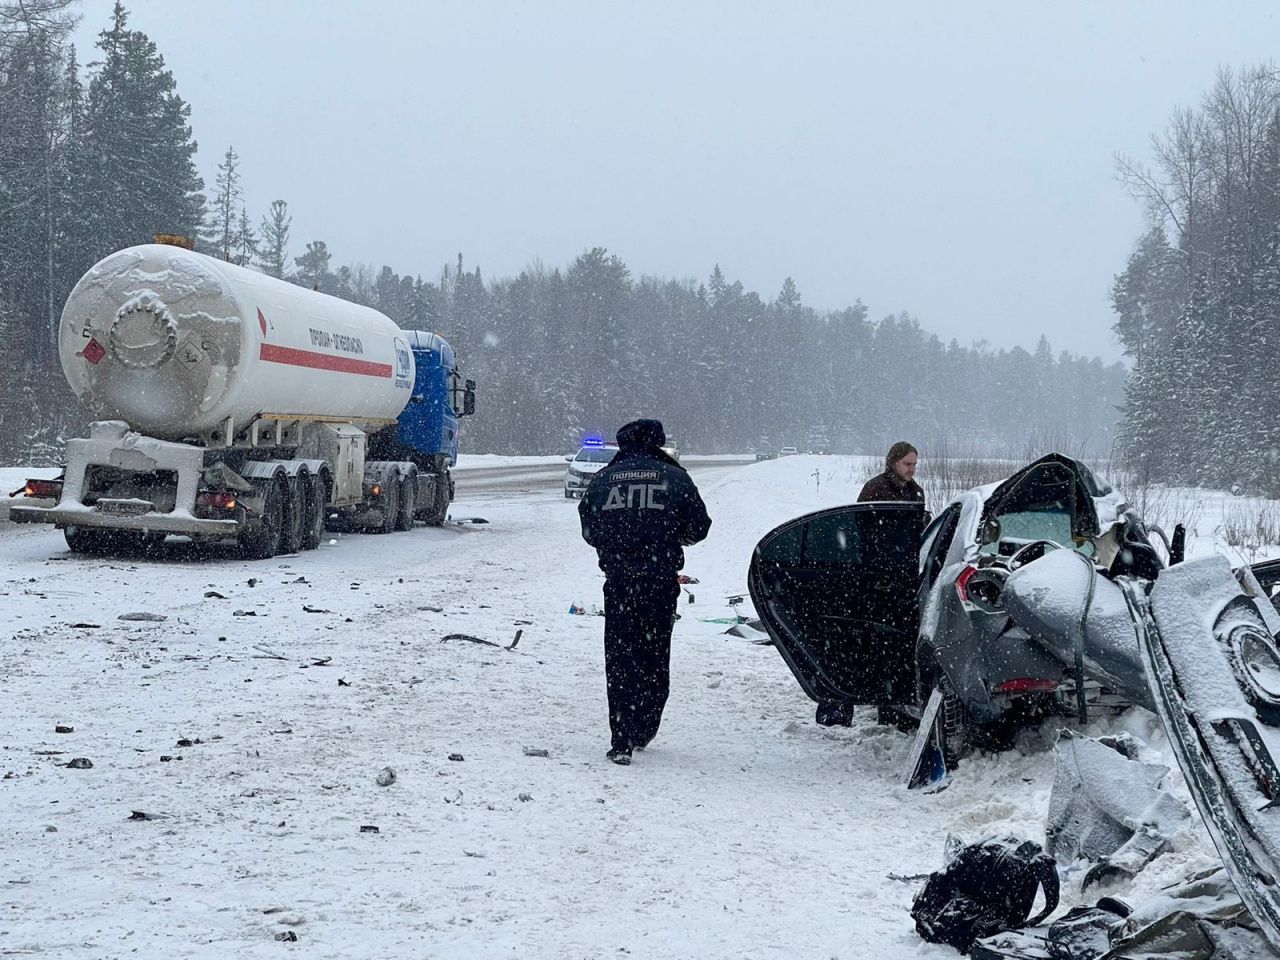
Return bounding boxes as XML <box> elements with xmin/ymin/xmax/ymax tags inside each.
<box><xmin>994</xmin><ymin>678</ymin><xmax>1060</xmax><ymax>694</ymax></box>
<box><xmin>23</xmin><ymin>478</ymin><xmax>63</xmax><ymax>499</ymax></box>
<box><xmin>370</xmin><ymin>483</ymin><xmax>383</xmax><ymax>497</ymax></box>
<box><xmin>196</xmin><ymin>491</ymin><xmax>238</xmax><ymax>510</ymax></box>
<box><xmin>955</xmin><ymin>564</ymin><xmax>978</xmax><ymax>606</ymax></box>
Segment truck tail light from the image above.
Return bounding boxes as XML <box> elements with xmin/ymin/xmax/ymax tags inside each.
<box><xmin>197</xmin><ymin>491</ymin><xmax>238</xmax><ymax>510</ymax></box>
<box><xmin>955</xmin><ymin>564</ymin><xmax>978</xmax><ymax>607</ymax></box>
<box><xmin>23</xmin><ymin>478</ymin><xmax>63</xmax><ymax>499</ymax></box>
<box><xmin>994</xmin><ymin>678</ymin><xmax>1060</xmax><ymax>694</ymax></box>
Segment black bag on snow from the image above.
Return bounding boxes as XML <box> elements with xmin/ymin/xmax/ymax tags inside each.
<box><xmin>910</xmin><ymin>835</ymin><xmax>1060</xmax><ymax>952</ymax></box>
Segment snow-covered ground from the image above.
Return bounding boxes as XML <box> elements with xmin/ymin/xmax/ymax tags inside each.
<box><xmin>0</xmin><ymin>455</ymin><xmax>1258</xmax><ymax>958</ymax></box>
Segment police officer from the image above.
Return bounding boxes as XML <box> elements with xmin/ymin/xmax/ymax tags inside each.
<box><xmin>579</xmin><ymin>419</ymin><xmax>711</xmax><ymax>765</ymax></box>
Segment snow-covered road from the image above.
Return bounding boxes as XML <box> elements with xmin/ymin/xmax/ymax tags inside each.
<box><xmin>0</xmin><ymin>457</ymin><xmax>1223</xmax><ymax>959</ymax></box>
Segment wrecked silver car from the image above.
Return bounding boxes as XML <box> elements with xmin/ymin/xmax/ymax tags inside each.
<box><xmin>749</xmin><ymin>454</ymin><xmax>1181</xmax><ymax>765</ymax></box>
<box><xmin>753</xmin><ymin>452</ymin><xmax>1280</xmax><ymax>950</ymax></box>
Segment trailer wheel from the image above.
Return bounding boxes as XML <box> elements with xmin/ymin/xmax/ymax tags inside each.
<box><xmin>395</xmin><ymin>475</ymin><xmax>416</xmax><ymax>531</ymax></box>
<box><xmin>301</xmin><ymin>474</ymin><xmax>327</xmax><ymax>550</ymax></box>
<box><xmin>65</xmin><ymin>525</ymin><xmax>112</xmax><ymax>554</ymax></box>
<box><xmin>241</xmin><ymin>478</ymin><xmax>283</xmax><ymax>559</ymax></box>
<box><xmin>376</xmin><ymin>476</ymin><xmax>399</xmax><ymax>534</ymax></box>
<box><xmin>279</xmin><ymin>477</ymin><xmax>306</xmax><ymax>555</ymax></box>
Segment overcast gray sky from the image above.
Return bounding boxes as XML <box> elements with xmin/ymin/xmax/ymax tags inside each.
<box><xmin>73</xmin><ymin>1</ymin><xmax>1280</xmax><ymax>360</ymax></box>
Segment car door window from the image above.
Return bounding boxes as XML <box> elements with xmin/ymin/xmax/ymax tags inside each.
<box><xmin>921</xmin><ymin>503</ymin><xmax>962</xmax><ymax>588</ymax></box>
<box><xmin>804</xmin><ymin>513</ymin><xmax>862</xmax><ymax>566</ymax></box>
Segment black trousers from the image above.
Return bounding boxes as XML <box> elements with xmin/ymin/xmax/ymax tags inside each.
<box><xmin>602</xmin><ymin>572</ymin><xmax>680</xmax><ymax>752</ymax></box>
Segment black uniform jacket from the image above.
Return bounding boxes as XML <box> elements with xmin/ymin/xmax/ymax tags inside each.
<box><xmin>579</xmin><ymin>446</ymin><xmax>711</xmax><ymax>577</ymax></box>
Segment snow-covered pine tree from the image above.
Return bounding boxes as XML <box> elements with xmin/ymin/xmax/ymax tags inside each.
<box><xmin>256</xmin><ymin>199</ymin><xmax>291</xmax><ymax>279</ymax></box>
<box><xmin>293</xmin><ymin>240</ymin><xmax>334</xmax><ymax>292</ymax></box>
<box><xmin>234</xmin><ymin>203</ymin><xmax>257</xmax><ymax>267</ymax></box>
<box><xmin>203</xmin><ymin>145</ymin><xmax>242</xmax><ymax>260</ymax></box>
<box><xmin>80</xmin><ymin>1</ymin><xmax>205</xmax><ymax>253</ymax></box>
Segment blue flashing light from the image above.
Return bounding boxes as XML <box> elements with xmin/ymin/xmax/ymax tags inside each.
<box><xmin>582</xmin><ymin>436</ymin><xmax>606</xmax><ymax>448</ymax></box>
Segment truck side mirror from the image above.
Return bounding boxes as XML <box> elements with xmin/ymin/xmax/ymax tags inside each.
<box><xmin>462</xmin><ymin>380</ymin><xmax>476</xmax><ymax>417</ymax></box>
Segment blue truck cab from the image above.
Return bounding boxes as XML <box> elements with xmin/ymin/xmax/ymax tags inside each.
<box><xmin>367</xmin><ymin>331</ymin><xmax>476</xmax><ymax>525</ymax></box>
<box><xmin>397</xmin><ymin>331</ymin><xmax>475</xmax><ymax>464</ymax></box>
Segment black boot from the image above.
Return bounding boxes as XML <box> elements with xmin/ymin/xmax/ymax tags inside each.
<box><xmin>606</xmin><ymin>747</ymin><xmax>632</xmax><ymax>765</ymax></box>
<box><xmin>816</xmin><ymin>700</ymin><xmax>854</xmax><ymax>727</ymax></box>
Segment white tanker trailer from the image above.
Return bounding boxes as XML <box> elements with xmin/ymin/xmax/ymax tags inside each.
<box><xmin>10</xmin><ymin>241</ymin><xmax>476</xmax><ymax>557</ymax></box>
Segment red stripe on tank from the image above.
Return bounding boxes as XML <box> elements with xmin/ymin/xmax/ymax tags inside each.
<box><xmin>258</xmin><ymin>343</ymin><xmax>392</xmax><ymax>378</ymax></box>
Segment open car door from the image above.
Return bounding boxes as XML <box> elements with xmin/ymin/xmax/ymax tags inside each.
<box><xmin>749</xmin><ymin>502</ymin><xmax>923</xmax><ymax>706</ymax></box>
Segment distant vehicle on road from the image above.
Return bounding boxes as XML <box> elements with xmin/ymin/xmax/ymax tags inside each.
<box><xmin>660</xmin><ymin>437</ymin><xmax>680</xmax><ymax>461</ymax></box>
<box><xmin>564</xmin><ymin>441</ymin><xmax>616</xmax><ymax>498</ymax></box>
<box><xmin>778</xmin><ymin>446</ymin><xmax>799</xmax><ymax>457</ymax></box>
<box><xmin>807</xmin><ymin>424</ymin><xmax>831</xmax><ymax>454</ymax></box>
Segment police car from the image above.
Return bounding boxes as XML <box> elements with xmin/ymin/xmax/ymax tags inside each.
<box><xmin>564</xmin><ymin>439</ymin><xmax>617</xmax><ymax>498</ymax></box>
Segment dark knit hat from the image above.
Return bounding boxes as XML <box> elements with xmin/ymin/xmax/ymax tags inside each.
<box><xmin>617</xmin><ymin>419</ymin><xmax>666</xmax><ymax>451</ymax></box>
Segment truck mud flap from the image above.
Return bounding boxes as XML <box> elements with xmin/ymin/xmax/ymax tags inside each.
<box><xmin>1134</xmin><ymin>557</ymin><xmax>1280</xmax><ymax>947</ymax></box>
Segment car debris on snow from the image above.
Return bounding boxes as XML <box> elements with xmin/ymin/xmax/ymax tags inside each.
<box><xmin>522</xmin><ymin>746</ymin><xmax>550</xmax><ymax>758</ymax></box>
<box><xmin>54</xmin><ymin>724</ymin><xmax>72</xmax><ymax>733</ymax></box>
<box><xmin>441</xmin><ymin>633</ymin><xmax>500</xmax><ymax>647</ymax></box>
<box><xmin>64</xmin><ymin>757</ymin><xmax>93</xmax><ymax>769</ymax></box>
<box><xmin>128</xmin><ymin>810</ymin><xmax>168</xmax><ymax>821</ymax></box>
<box><xmin>376</xmin><ymin>767</ymin><xmax>396</xmax><ymax>786</ymax></box>
<box><xmin>359</xmin><ymin>825</ymin><xmax>379</xmax><ymax>834</ymax></box>
<box><xmin>118</xmin><ymin>611</ymin><xmax>166</xmax><ymax>621</ymax></box>
<box><xmin>1045</xmin><ymin>730</ymin><xmax>1190</xmax><ymax>890</ymax></box>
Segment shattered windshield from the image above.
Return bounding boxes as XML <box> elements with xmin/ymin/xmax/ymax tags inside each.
<box><xmin>981</xmin><ymin>509</ymin><xmax>1075</xmax><ymax>554</ymax></box>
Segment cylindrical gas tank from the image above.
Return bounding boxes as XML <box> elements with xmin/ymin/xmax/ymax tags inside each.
<box><xmin>58</xmin><ymin>244</ymin><xmax>415</xmax><ymax>441</ymax></box>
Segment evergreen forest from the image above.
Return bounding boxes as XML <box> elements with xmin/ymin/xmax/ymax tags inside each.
<box><xmin>1114</xmin><ymin>66</ymin><xmax>1280</xmax><ymax>494</ymax></box>
<box><xmin>1</xmin><ymin>1</ymin><xmax>1127</xmax><ymax>463</ymax></box>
